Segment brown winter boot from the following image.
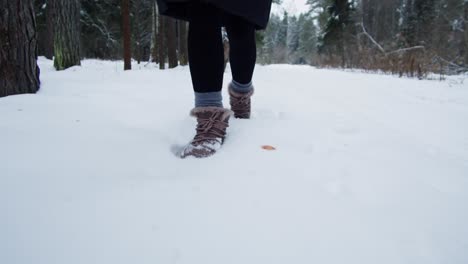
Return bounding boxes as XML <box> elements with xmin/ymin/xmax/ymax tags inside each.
<box><xmin>179</xmin><ymin>107</ymin><xmax>232</xmax><ymax>159</ymax></box>
<box><xmin>228</xmin><ymin>83</ymin><xmax>254</xmax><ymax>119</ymax></box>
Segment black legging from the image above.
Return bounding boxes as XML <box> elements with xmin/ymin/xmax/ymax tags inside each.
<box><xmin>187</xmin><ymin>3</ymin><xmax>257</xmax><ymax>93</ymax></box>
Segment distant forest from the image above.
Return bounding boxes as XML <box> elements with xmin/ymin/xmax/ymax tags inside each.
<box><xmin>34</xmin><ymin>0</ymin><xmax>468</xmax><ymax>78</ymax></box>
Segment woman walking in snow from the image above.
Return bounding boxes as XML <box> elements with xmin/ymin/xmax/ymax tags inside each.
<box><xmin>156</xmin><ymin>0</ymin><xmax>273</xmax><ymax>158</ymax></box>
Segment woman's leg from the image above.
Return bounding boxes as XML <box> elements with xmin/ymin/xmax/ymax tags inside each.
<box><xmin>179</xmin><ymin>3</ymin><xmax>231</xmax><ymax>159</ymax></box>
<box><xmin>224</xmin><ymin>14</ymin><xmax>257</xmax><ymax>93</ymax></box>
<box><xmin>188</xmin><ymin>3</ymin><xmax>225</xmax><ymax>107</ymax></box>
<box><xmin>224</xmin><ymin>15</ymin><xmax>256</xmax><ymax>118</ymax></box>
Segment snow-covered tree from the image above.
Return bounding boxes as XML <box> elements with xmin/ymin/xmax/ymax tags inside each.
<box><xmin>287</xmin><ymin>15</ymin><xmax>301</xmax><ymax>63</ymax></box>
<box><xmin>80</xmin><ymin>0</ymin><xmax>121</xmax><ymax>59</ymax></box>
<box><xmin>258</xmin><ymin>15</ymin><xmax>280</xmax><ymax>64</ymax></box>
<box><xmin>318</xmin><ymin>0</ymin><xmax>358</xmax><ymax>67</ymax></box>
<box><xmin>401</xmin><ymin>0</ymin><xmax>437</xmax><ymax>47</ymax></box>
<box><xmin>297</xmin><ymin>14</ymin><xmax>318</xmax><ymax>64</ymax></box>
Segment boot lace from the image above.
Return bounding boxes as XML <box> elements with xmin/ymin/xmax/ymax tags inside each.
<box><xmin>192</xmin><ymin>111</ymin><xmax>227</xmax><ymax>145</ymax></box>
<box><xmin>231</xmin><ymin>93</ymin><xmax>251</xmax><ymax>118</ymax></box>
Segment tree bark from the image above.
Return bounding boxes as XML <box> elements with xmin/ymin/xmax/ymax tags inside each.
<box><xmin>44</xmin><ymin>0</ymin><xmax>55</xmax><ymax>60</ymax></box>
<box><xmin>122</xmin><ymin>0</ymin><xmax>131</xmax><ymax>70</ymax></box>
<box><xmin>464</xmin><ymin>1</ymin><xmax>468</xmax><ymax>65</ymax></box>
<box><xmin>53</xmin><ymin>0</ymin><xmax>81</xmax><ymax>71</ymax></box>
<box><xmin>0</xmin><ymin>0</ymin><xmax>40</xmax><ymax>97</ymax></box>
<box><xmin>133</xmin><ymin>0</ymin><xmax>141</xmax><ymax>64</ymax></box>
<box><xmin>151</xmin><ymin>0</ymin><xmax>159</xmax><ymax>64</ymax></box>
<box><xmin>178</xmin><ymin>21</ymin><xmax>188</xmax><ymax>66</ymax></box>
<box><xmin>158</xmin><ymin>14</ymin><xmax>166</xmax><ymax>69</ymax></box>
<box><xmin>166</xmin><ymin>17</ymin><xmax>178</xmax><ymax>68</ymax></box>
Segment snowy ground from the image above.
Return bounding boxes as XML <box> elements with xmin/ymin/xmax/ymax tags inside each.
<box><xmin>1</xmin><ymin>58</ymin><xmax>468</xmax><ymax>264</ymax></box>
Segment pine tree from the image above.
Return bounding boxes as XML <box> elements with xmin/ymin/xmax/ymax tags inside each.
<box><xmin>132</xmin><ymin>0</ymin><xmax>154</xmax><ymax>63</ymax></box>
<box><xmin>45</xmin><ymin>0</ymin><xmax>55</xmax><ymax>59</ymax></box>
<box><xmin>166</xmin><ymin>17</ymin><xmax>178</xmax><ymax>68</ymax></box>
<box><xmin>287</xmin><ymin>16</ymin><xmax>300</xmax><ymax>63</ymax></box>
<box><xmin>402</xmin><ymin>0</ymin><xmax>437</xmax><ymax>47</ymax></box>
<box><xmin>361</xmin><ymin>0</ymin><xmax>401</xmax><ymax>46</ymax></box>
<box><xmin>0</xmin><ymin>0</ymin><xmax>40</xmax><ymax>97</ymax></box>
<box><xmin>53</xmin><ymin>0</ymin><xmax>81</xmax><ymax>70</ymax></box>
<box><xmin>80</xmin><ymin>0</ymin><xmax>121</xmax><ymax>59</ymax></box>
<box><xmin>319</xmin><ymin>0</ymin><xmax>357</xmax><ymax>66</ymax></box>
<box><xmin>178</xmin><ymin>21</ymin><xmax>189</xmax><ymax>66</ymax></box>
<box><xmin>275</xmin><ymin>11</ymin><xmax>289</xmax><ymax>63</ymax></box>
<box><xmin>297</xmin><ymin>14</ymin><xmax>317</xmax><ymax>64</ymax></box>
<box><xmin>122</xmin><ymin>0</ymin><xmax>132</xmax><ymax>70</ymax></box>
<box><xmin>259</xmin><ymin>15</ymin><xmax>281</xmax><ymax>64</ymax></box>
<box><xmin>35</xmin><ymin>0</ymin><xmax>55</xmax><ymax>59</ymax></box>
<box><xmin>158</xmin><ymin>14</ymin><xmax>166</xmax><ymax>69</ymax></box>
<box><xmin>464</xmin><ymin>0</ymin><xmax>468</xmax><ymax>65</ymax></box>
<box><xmin>151</xmin><ymin>0</ymin><xmax>160</xmax><ymax>63</ymax></box>
<box><xmin>307</xmin><ymin>0</ymin><xmax>333</xmax><ymax>33</ymax></box>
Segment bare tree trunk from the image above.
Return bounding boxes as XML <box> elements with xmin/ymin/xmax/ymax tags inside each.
<box><xmin>122</xmin><ymin>0</ymin><xmax>131</xmax><ymax>70</ymax></box>
<box><xmin>151</xmin><ymin>0</ymin><xmax>159</xmax><ymax>63</ymax></box>
<box><xmin>133</xmin><ymin>0</ymin><xmax>141</xmax><ymax>64</ymax></box>
<box><xmin>53</xmin><ymin>0</ymin><xmax>81</xmax><ymax>71</ymax></box>
<box><xmin>45</xmin><ymin>0</ymin><xmax>55</xmax><ymax>60</ymax></box>
<box><xmin>0</xmin><ymin>0</ymin><xmax>40</xmax><ymax>97</ymax></box>
<box><xmin>464</xmin><ymin>1</ymin><xmax>468</xmax><ymax>65</ymax></box>
<box><xmin>178</xmin><ymin>21</ymin><xmax>188</xmax><ymax>66</ymax></box>
<box><xmin>158</xmin><ymin>14</ymin><xmax>166</xmax><ymax>69</ymax></box>
<box><xmin>166</xmin><ymin>17</ymin><xmax>178</xmax><ymax>68</ymax></box>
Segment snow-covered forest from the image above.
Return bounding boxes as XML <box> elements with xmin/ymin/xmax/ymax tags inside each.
<box><xmin>32</xmin><ymin>0</ymin><xmax>468</xmax><ymax>77</ymax></box>
<box><xmin>1</xmin><ymin>1</ymin><xmax>468</xmax><ymax>263</ymax></box>
<box><xmin>261</xmin><ymin>0</ymin><xmax>468</xmax><ymax>76</ymax></box>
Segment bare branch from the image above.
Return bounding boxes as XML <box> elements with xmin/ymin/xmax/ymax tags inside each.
<box><xmin>360</xmin><ymin>23</ymin><xmax>386</xmax><ymax>54</ymax></box>
<box><xmin>435</xmin><ymin>55</ymin><xmax>468</xmax><ymax>71</ymax></box>
<box><xmin>359</xmin><ymin>23</ymin><xmax>426</xmax><ymax>57</ymax></box>
<box><xmin>386</xmin><ymin>46</ymin><xmax>425</xmax><ymax>55</ymax></box>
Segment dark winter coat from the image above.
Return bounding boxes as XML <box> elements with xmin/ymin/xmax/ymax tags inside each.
<box><xmin>156</xmin><ymin>0</ymin><xmax>273</xmax><ymax>30</ymax></box>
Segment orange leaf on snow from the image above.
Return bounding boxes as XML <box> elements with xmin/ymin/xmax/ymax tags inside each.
<box><xmin>262</xmin><ymin>145</ymin><xmax>276</xmax><ymax>151</ymax></box>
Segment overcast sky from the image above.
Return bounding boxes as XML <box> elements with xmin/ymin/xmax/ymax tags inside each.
<box><xmin>278</xmin><ymin>0</ymin><xmax>310</xmax><ymax>15</ymax></box>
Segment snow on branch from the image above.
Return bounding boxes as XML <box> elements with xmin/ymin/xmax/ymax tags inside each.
<box><xmin>386</xmin><ymin>46</ymin><xmax>425</xmax><ymax>55</ymax></box>
<box><xmin>360</xmin><ymin>23</ymin><xmax>386</xmax><ymax>54</ymax></box>
<box><xmin>434</xmin><ymin>55</ymin><xmax>468</xmax><ymax>72</ymax></box>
